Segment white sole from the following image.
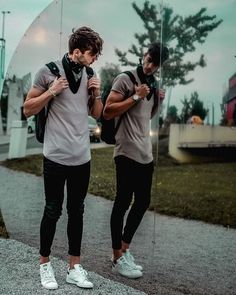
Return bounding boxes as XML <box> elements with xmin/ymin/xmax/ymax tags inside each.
<box><xmin>112</xmin><ymin>267</ymin><xmax>143</xmax><ymax>279</ymax></box>
<box><xmin>66</xmin><ymin>277</ymin><xmax>93</xmax><ymax>289</ymax></box>
<box><xmin>41</xmin><ymin>284</ymin><xmax>58</xmax><ymax>290</ymax></box>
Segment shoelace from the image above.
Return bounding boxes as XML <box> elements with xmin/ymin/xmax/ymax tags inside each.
<box><xmin>75</xmin><ymin>266</ymin><xmax>88</xmax><ymax>279</ymax></box>
<box><xmin>126</xmin><ymin>252</ymin><xmax>135</xmax><ymax>261</ymax></box>
<box><xmin>121</xmin><ymin>260</ymin><xmax>134</xmax><ymax>270</ymax></box>
<box><xmin>128</xmin><ymin>253</ymin><xmax>135</xmax><ymax>262</ymax></box>
<box><xmin>41</xmin><ymin>269</ymin><xmax>55</xmax><ymax>281</ymax></box>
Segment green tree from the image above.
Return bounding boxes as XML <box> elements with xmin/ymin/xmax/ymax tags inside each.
<box><xmin>99</xmin><ymin>63</ymin><xmax>121</xmax><ymax>96</ymax></box>
<box><xmin>167</xmin><ymin>105</ymin><xmax>179</xmax><ymax>123</ymax></box>
<box><xmin>115</xmin><ymin>1</ymin><xmax>222</xmax><ymax>87</ymax></box>
<box><xmin>179</xmin><ymin>96</ymin><xmax>191</xmax><ymax>123</ymax></box>
<box><xmin>180</xmin><ymin>91</ymin><xmax>208</xmax><ymax>123</ymax></box>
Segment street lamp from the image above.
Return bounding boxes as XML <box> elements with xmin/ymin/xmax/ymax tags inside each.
<box><xmin>2</xmin><ymin>11</ymin><xmax>11</xmax><ymax>39</ymax></box>
<box><xmin>0</xmin><ymin>37</ymin><xmax>6</xmax><ymax>79</ymax></box>
<box><xmin>1</xmin><ymin>11</ymin><xmax>10</xmax><ymax>78</ymax></box>
<box><xmin>0</xmin><ymin>10</ymin><xmax>10</xmax><ymax>98</ymax></box>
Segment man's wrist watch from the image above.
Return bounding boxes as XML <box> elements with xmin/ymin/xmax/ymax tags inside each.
<box><xmin>132</xmin><ymin>94</ymin><xmax>141</xmax><ymax>102</ymax></box>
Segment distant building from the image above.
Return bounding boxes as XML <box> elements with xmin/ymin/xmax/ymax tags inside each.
<box><xmin>225</xmin><ymin>72</ymin><xmax>236</xmax><ymax>125</ymax></box>
<box><xmin>0</xmin><ymin>73</ymin><xmax>31</xmax><ymax>134</ymax></box>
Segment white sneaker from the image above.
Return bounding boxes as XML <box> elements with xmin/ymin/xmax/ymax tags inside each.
<box><xmin>123</xmin><ymin>249</ymin><xmax>143</xmax><ymax>271</ymax></box>
<box><xmin>112</xmin><ymin>256</ymin><xmax>143</xmax><ymax>279</ymax></box>
<box><xmin>40</xmin><ymin>262</ymin><xmax>58</xmax><ymax>290</ymax></box>
<box><xmin>66</xmin><ymin>264</ymin><xmax>93</xmax><ymax>289</ymax></box>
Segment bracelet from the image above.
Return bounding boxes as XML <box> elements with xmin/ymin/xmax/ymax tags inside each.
<box><xmin>48</xmin><ymin>87</ymin><xmax>57</xmax><ymax>97</ymax></box>
<box><xmin>94</xmin><ymin>95</ymin><xmax>102</xmax><ymax>100</ymax></box>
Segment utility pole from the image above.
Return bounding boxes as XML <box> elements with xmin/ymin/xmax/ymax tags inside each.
<box><xmin>212</xmin><ymin>102</ymin><xmax>215</xmax><ymax>126</ymax></box>
<box><xmin>0</xmin><ymin>11</ymin><xmax>10</xmax><ymax>135</ymax></box>
<box><xmin>0</xmin><ymin>10</ymin><xmax>11</xmax><ymax>96</ymax></box>
<box><xmin>165</xmin><ymin>86</ymin><xmax>172</xmax><ymax>118</ymax></box>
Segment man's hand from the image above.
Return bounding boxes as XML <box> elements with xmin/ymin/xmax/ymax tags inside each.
<box><xmin>157</xmin><ymin>88</ymin><xmax>165</xmax><ymax>101</ymax></box>
<box><xmin>88</xmin><ymin>77</ymin><xmax>101</xmax><ymax>97</ymax></box>
<box><xmin>135</xmin><ymin>84</ymin><xmax>150</xmax><ymax>99</ymax></box>
<box><xmin>50</xmin><ymin>77</ymin><xmax>69</xmax><ymax>95</ymax></box>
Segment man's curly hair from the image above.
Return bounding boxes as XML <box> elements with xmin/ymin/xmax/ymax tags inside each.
<box><xmin>68</xmin><ymin>26</ymin><xmax>103</xmax><ymax>56</ymax></box>
<box><xmin>147</xmin><ymin>42</ymin><xmax>169</xmax><ymax>66</ymax></box>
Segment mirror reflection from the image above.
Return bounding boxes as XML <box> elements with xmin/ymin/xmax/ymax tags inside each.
<box><xmin>0</xmin><ymin>1</ymin><xmax>235</xmax><ymax>294</ymax></box>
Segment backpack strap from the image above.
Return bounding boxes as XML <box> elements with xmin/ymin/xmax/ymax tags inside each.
<box><xmin>85</xmin><ymin>66</ymin><xmax>94</xmax><ymax>98</ymax></box>
<box><xmin>46</xmin><ymin>62</ymin><xmax>61</xmax><ymax>78</ymax></box>
<box><xmin>43</xmin><ymin>62</ymin><xmax>61</xmax><ymax>119</ymax></box>
<box><xmin>123</xmin><ymin>71</ymin><xmax>138</xmax><ymax>86</ymax></box>
<box><xmin>85</xmin><ymin>66</ymin><xmax>94</xmax><ymax>79</ymax></box>
<box><xmin>136</xmin><ymin>64</ymin><xmax>156</xmax><ymax>101</ymax></box>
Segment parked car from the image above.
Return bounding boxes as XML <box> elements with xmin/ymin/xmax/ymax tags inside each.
<box><xmin>88</xmin><ymin>116</ymin><xmax>101</xmax><ymax>142</ymax></box>
<box><xmin>27</xmin><ymin>116</ymin><xmax>35</xmax><ymax>134</ymax></box>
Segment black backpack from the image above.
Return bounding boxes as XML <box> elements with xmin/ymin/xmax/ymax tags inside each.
<box><xmin>35</xmin><ymin>62</ymin><xmax>61</xmax><ymax>143</ymax></box>
<box><xmin>100</xmin><ymin>71</ymin><xmax>137</xmax><ymax>144</ymax></box>
<box><xmin>35</xmin><ymin>62</ymin><xmax>94</xmax><ymax>143</ymax></box>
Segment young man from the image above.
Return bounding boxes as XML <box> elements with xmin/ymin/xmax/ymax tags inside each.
<box><xmin>24</xmin><ymin>27</ymin><xmax>103</xmax><ymax>290</ymax></box>
<box><xmin>103</xmin><ymin>42</ymin><xmax>169</xmax><ymax>279</ymax></box>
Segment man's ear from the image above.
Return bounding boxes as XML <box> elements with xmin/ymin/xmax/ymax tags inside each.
<box><xmin>74</xmin><ymin>48</ymin><xmax>82</xmax><ymax>56</ymax></box>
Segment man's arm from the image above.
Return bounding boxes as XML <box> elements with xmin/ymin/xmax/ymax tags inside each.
<box><xmin>88</xmin><ymin>76</ymin><xmax>103</xmax><ymax>119</ymax></box>
<box><xmin>103</xmin><ymin>84</ymin><xmax>150</xmax><ymax>120</ymax></box>
<box><xmin>23</xmin><ymin>87</ymin><xmax>53</xmax><ymax>118</ymax></box>
<box><xmin>23</xmin><ymin>77</ymin><xmax>69</xmax><ymax>118</ymax></box>
<box><xmin>103</xmin><ymin>91</ymin><xmax>136</xmax><ymax>120</ymax></box>
<box><xmin>88</xmin><ymin>95</ymin><xmax>103</xmax><ymax>119</ymax></box>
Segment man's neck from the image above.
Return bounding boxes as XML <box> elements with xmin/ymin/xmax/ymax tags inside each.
<box><xmin>67</xmin><ymin>53</ymin><xmax>82</xmax><ymax>65</ymax></box>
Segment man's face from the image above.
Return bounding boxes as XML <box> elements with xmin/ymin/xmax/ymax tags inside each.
<box><xmin>76</xmin><ymin>49</ymin><xmax>98</xmax><ymax>66</ymax></box>
<box><xmin>142</xmin><ymin>53</ymin><xmax>159</xmax><ymax>76</ymax></box>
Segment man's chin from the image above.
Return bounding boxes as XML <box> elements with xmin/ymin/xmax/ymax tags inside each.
<box><xmin>144</xmin><ymin>71</ymin><xmax>152</xmax><ymax>76</ymax></box>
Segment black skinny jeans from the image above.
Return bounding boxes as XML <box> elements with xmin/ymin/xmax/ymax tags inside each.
<box><xmin>110</xmin><ymin>155</ymin><xmax>154</xmax><ymax>250</ymax></box>
<box><xmin>40</xmin><ymin>157</ymin><xmax>90</xmax><ymax>257</ymax></box>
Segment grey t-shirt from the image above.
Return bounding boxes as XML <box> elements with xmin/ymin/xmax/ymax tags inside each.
<box><xmin>112</xmin><ymin>70</ymin><xmax>154</xmax><ymax>164</ymax></box>
<box><xmin>33</xmin><ymin>60</ymin><xmax>91</xmax><ymax>166</ymax></box>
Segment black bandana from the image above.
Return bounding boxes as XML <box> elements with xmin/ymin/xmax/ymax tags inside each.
<box><xmin>62</xmin><ymin>53</ymin><xmax>84</xmax><ymax>93</ymax></box>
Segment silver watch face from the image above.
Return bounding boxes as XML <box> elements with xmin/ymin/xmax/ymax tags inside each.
<box><xmin>133</xmin><ymin>94</ymin><xmax>140</xmax><ymax>101</ymax></box>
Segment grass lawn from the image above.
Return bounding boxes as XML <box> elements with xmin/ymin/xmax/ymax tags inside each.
<box><xmin>1</xmin><ymin>147</ymin><xmax>236</xmax><ymax>228</ymax></box>
<box><xmin>0</xmin><ymin>209</ymin><xmax>9</xmax><ymax>238</ymax></box>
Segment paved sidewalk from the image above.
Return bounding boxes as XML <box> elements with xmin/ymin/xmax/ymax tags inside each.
<box><xmin>0</xmin><ymin>133</ymin><xmax>108</xmax><ymax>161</ymax></box>
<box><xmin>0</xmin><ymin>134</ymin><xmax>12</xmax><ymax>145</ymax></box>
<box><xmin>0</xmin><ymin>238</ymin><xmax>146</xmax><ymax>295</ymax></box>
<box><xmin>1</xmin><ymin>165</ymin><xmax>236</xmax><ymax>294</ymax></box>
<box><xmin>0</xmin><ymin>135</ymin><xmax>147</xmax><ymax>294</ymax></box>
<box><xmin>1</xmin><ymin>134</ymin><xmax>236</xmax><ymax>294</ymax></box>
<box><xmin>0</xmin><ymin>133</ymin><xmax>36</xmax><ymax>145</ymax></box>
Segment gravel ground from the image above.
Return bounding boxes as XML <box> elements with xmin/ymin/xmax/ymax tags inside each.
<box><xmin>0</xmin><ymin>165</ymin><xmax>236</xmax><ymax>295</ymax></box>
<box><xmin>0</xmin><ymin>238</ymin><xmax>146</xmax><ymax>295</ymax></box>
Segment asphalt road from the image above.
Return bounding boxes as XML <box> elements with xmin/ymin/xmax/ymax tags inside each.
<box><xmin>0</xmin><ymin>134</ymin><xmax>104</xmax><ymax>154</ymax></box>
<box><xmin>0</xmin><ymin>134</ymin><xmax>42</xmax><ymax>154</ymax></box>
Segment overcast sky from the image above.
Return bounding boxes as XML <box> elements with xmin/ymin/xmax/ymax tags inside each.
<box><xmin>1</xmin><ymin>0</ymin><xmax>236</xmax><ymax>123</ymax></box>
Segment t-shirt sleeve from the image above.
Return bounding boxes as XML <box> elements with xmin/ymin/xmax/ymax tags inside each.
<box><xmin>111</xmin><ymin>73</ymin><xmax>135</xmax><ymax>98</ymax></box>
<box><xmin>33</xmin><ymin>66</ymin><xmax>52</xmax><ymax>91</ymax></box>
